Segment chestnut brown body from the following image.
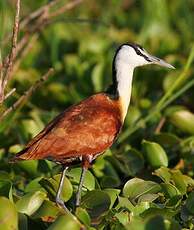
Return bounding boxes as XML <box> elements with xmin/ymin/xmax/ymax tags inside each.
<box><xmin>13</xmin><ymin>93</ymin><xmax>122</xmax><ymax>165</ymax></box>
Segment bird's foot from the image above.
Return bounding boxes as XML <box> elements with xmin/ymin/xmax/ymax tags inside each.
<box><xmin>56</xmin><ymin>197</ymin><xmax>70</xmax><ymax>213</ymax></box>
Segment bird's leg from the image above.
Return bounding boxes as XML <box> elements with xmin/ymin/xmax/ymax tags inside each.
<box><xmin>75</xmin><ymin>155</ymin><xmax>93</xmax><ymax>207</ymax></box>
<box><xmin>75</xmin><ymin>166</ymin><xmax>87</xmax><ymax>207</ymax></box>
<box><xmin>56</xmin><ymin>166</ymin><xmax>69</xmax><ymax>212</ymax></box>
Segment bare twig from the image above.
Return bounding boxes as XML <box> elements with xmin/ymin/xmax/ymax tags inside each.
<box><xmin>1</xmin><ymin>0</ymin><xmax>83</xmax><ymax>77</ymax></box>
<box><xmin>2</xmin><ymin>0</ymin><xmax>59</xmax><ymax>46</ymax></box>
<box><xmin>11</xmin><ymin>34</ymin><xmax>39</xmax><ymax>77</ymax></box>
<box><xmin>49</xmin><ymin>0</ymin><xmax>83</xmax><ymax>19</ymax></box>
<box><xmin>0</xmin><ymin>0</ymin><xmax>20</xmax><ymax>103</ymax></box>
<box><xmin>3</xmin><ymin>0</ymin><xmax>83</xmax><ymax>46</ymax></box>
<box><xmin>155</xmin><ymin>117</ymin><xmax>166</xmax><ymax>134</ymax></box>
<box><xmin>30</xmin><ymin>0</ymin><xmax>84</xmax><ymax>32</ymax></box>
<box><xmin>0</xmin><ymin>68</ymin><xmax>54</xmax><ymax>122</ymax></box>
<box><xmin>0</xmin><ymin>35</ymin><xmax>38</xmax><ymax>87</ymax></box>
<box><xmin>20</xmin><ymin>0</ymin><xmax>60</xmax><ymax>29</ymax></box>
<box><xmin>0</xmin><ymin>33</ymin><xmax>31</xmax><ymax>77</ymax></box>
<box><xmin>4</xmin><ymin>88</ymin><xmax>16</xmax><ymax>101</ymax></box>
<box><xmin>0</xmin><ymin>0</ymin><xmax>83</xmax><ymax>106</ymax></box>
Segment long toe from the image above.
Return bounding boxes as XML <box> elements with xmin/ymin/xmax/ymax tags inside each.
<box><xmin>56</xmin><ymin>198</ymin><xmax>69</xmax><ymax>213</ymax></box>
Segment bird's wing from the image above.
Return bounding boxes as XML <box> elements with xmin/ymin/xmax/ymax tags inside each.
<box><xmin>14</xmin><ymin>94</ymin><xmax>122</xmax><ymax>162</ymax></box>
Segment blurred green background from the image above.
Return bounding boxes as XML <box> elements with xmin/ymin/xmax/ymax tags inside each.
<box><xmin>0</xmin><ymin>0</ymin><xmax>194</xmax><ymax>229</ymax></box>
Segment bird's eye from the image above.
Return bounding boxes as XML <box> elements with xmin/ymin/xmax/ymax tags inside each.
<box><xmin>135</xmin><ymin>49</ymin><xmax>142</xmax><ymax>55</ymax></box>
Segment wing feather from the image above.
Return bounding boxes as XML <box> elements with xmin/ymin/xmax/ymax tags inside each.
<box><xmin>13</xmin><ymin>94</ymin><xmax>122</xmax><ymax>162</ymax></box>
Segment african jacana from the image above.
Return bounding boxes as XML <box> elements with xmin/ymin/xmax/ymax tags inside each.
<box><xmin>12</xmin><ymin>43</ymin><xmax>174</xmax><ymax>212</ymax></box>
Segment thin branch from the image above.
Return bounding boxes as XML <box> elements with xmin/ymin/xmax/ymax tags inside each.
<box><xmin>20</xmin><ymin>0</ymin><xmax>60</xmax><ymax>29</ymax></box>
<box><xmin>4</xmin><ymin>88</ymin><xmax>16</xmax><ymax>101</ymax></box>
<box><xmin>49</xmin><ymin>0</ymin><xmax>83</xmax><ymax>19</ymax></box>
<box><xmin>0</xmin><ymin>0</ymin><xmax>20</xmax><ymax>102</ymax></box>
<box><xmin>20</xmin><ymin>0</ymin><xmax>83</xmax><ymax>29</ymax></box>
<box><xmin>30</xmin><ymin>0</ymin><xmax>84</xmax><ymax>31</ymax></box>
<box><xmin>2</xmin><ymin>0</ymin><xmax>59</xmax><ymax>46</ymax></box>
<box><xmin>0</xmin><ymin>0</ymin><xmax>83</xmax><ymax>105</ymax></box>
<box><xmin>1</xmin><ymin>0</ymin><xmax>83</xmax><ymax>77</ymax></box>
<box><xmin>155</xmin><ymin>117</ymin><xmax>166</xmax><ymax>134</ymax></box>
<box><xmin>0</xmin><ymin>33</ymin><xmax>38</xmax><ymax>99</ymax></box>
<box><xmin>11</xmin><ymin>34</ymin><xmax>39</xmax><ymax>78</ymax></box>
<box><xmin>0</xmin><ymin>68</ymin><xmax>54</xmax><ymax>122</ymax></box>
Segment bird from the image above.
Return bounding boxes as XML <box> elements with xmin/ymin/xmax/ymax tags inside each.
<box><xmin>11</xmin><ymin>43</ymin><xmax>174</xmax><ymax>212</ymax></box>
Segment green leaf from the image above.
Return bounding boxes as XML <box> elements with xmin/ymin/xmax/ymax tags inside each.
<box><xmin>75</xmin><ymin>207</ymin><xmax>91</xmax><ymax>226</ymax></box>
<box><xmin>16</xmin><ymin>190</ymin><xmax>47</xmax><ymax>216</ymax></box>
<box><xmin>145</xmin><ymin>215</ymin><xmax>165</xmax><ymax>230</ymax></box>
<box><xmin>123</xmin><ymin>178</ymin><xmax>161</xmax><ymax>201</ymax></box>
<box><xmin>160</xmin><ymin>183</ymin><xmax>180</xmax><ymax>198</ymax></box>
<box><xmin>142</xmin><ymin>140</ymin><xmax>168</xmax><ymax>169</ymax></box>
<box><xmin>165</xmin><ymin>219</ymin><xmax>181</xmax><ymax>230</ymax></box>
<box><xmin>32</xmin><ymin>200</ymin><xmax>60</xmax><ymax>221</ymax></box>
<box><xmin>125</xmin><ymin>216</ymin><xmax>144</xmax><ymax>230</ymax></box>
<box><xmin>48</xmin><ymin>214</ymin><xmax>81</xmax><ymax>230</ymax></box>
<box><xmin>171</xmin><ymin>170</ymin><xmax>187</xmax><ymax>194</ymax></box>
<box><xmin>21</xmin><ymin>119</ymin><xmax>43</xmax><ymax>138</ymax></box>
<box><xmin>39</xmin><ymin>174</ymin><xmax>73</xmax><ymax>202</ymax></box>
<box><xmin>168</xmin><ymin>110</ymin><xmax>194</xmax><ymax>134</ymax></box>
<box><xmin>132</xmin><ymin>202</ymin><xmax>150</xmax><ymax>216</ymax></box>
<box><xmin>165</xmin><ymin>195</ymin><xmax>182</xmax><ymax>208</ymax></box>
<box><xmin>182</xmin><ymin>175</ymin><xmax>194</xmax><ymax>187</ymax></box>
<box><xmin>0</xmin><ymin>196</ymin><xmax>18</xmax><ymax>230</ymax></box>
<box><xmin>154</xmin><ymin>133</ymin><xmax>180</xmax><ymax>146</ymax></box>
<box><xmin>0</xmin><ymin>171</ymin><xmax>10</xmax><ymax>180</ymax></box>
<box><xmin>141</xmin><ymin>207</ymin><xmax>177</xmax><ymax>219</ymax></box>
<box><xmin>17</xmin><ymin>160</ymin><xmax>39</xmax><ymax>177</ymax></box>
<box><xmin>116</xmin><ymin>196</ymin><xmax>134</xmax><ymax>212</ymax></box>
<box><xmin>138</xmin><ymin>194</ymin><xmax>159</xmax><ymax>203</ymax></box>
<box><xmin>185</xmin><ymin>192</ymin><xmax>194</xmax><ymax>214</ymax></box>
<box><xmin>181</xmin><ymin>204</ymin><xmax>191</xmax><ymax>222</ymax></box>
<box><xmin>115</xmin><ymin>211</ymin><xmax>129</xmax><ymax>226</ymax></box>
<box><xmin>125</xmin><ymin>106</ymin><xmax>141</xmax><ymax>127</ymax></box>
<box><xmin>100</xmin><ymin>160</ymin><xmax>121</xmax><ymax>187</ymax></box>
<box><xmin>100</xmin><ymin>176</ymin><xmax>120</xmax><ymax>188</ymax></box>
<box><xmin>104</xmin><ymin>188</ymin><xmax>120</xmax><ymax>209</ymax></box>
<box><xmin>0</xmin><ymin>180</ymin><xmax>13</xmax><ymax>201</ymax></box>
<box><xmin>52</xmin><ymin>174</ymin><xmax>73</xmax><ymax>202</ymax></box>
<box><xmin>81</xmin><ymin>190</ymin><xmax>111</xmax><ymax>219</ymax></box>
<box><xmin>154</xmin><ymin>167</ymin><xmax>171</xmax><ymax>183</ymax></box>
<box><xmin>92</xmin><ymin>149</ymin><xmax>112</xmax><ymax>177</ymax></box>
<box><xmin>18</xmin><ymin>213</ymin><xmax>28</xmax><ymax>230</ymax></box>
<box><xmin>25</xmin><ymin>177</ymin><xmax>43</xmax><ymax>193</ymax></box>
<box><xmin>115</xmin><ymin>147</ymin><xmax>144</xmax><ymax>176</ymax></box>
<box><xmin>67</xmin><ymin>168</ymin><xmax>95</xmax><ymax>191</ymax></box>
<box><xmin>9</xmin><ymin>144</ymin><xmax>23</xmax><ymax>154</ymax></box>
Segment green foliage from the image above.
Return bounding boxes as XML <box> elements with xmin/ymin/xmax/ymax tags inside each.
<box><xmin>142</xmin><ymin>140</ymin><xmax>168</xmax><ymax>169</ymax></box>
<box><xmin>0</xmin><ymin>197</ymin><xmax>18</xmax><ymax>230</ymax></box>
<box><xmin>0</xmin><ymin>0</ymin><xmax>194</xmax><ymax>229</ymax></box>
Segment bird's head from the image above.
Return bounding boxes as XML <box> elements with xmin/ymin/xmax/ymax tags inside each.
<box><xmin>114</xmin><ymin>43</ymin><xmax>175</xmax><ymax>69</ymax></box>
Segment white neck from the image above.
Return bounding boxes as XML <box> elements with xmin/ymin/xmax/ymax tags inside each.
<box><xmin>115</xmin><ymin>62</ymin><xmax>134</xmax><ymax>120</ymax></box>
